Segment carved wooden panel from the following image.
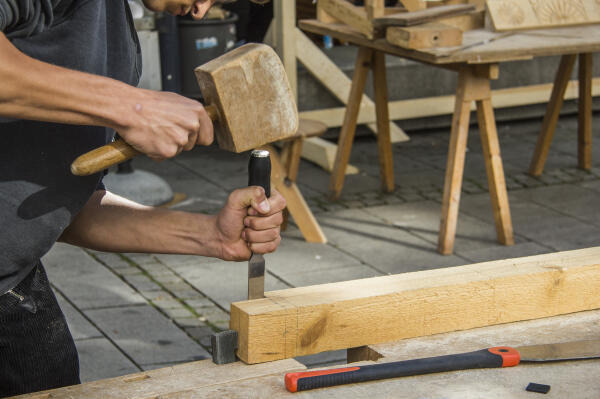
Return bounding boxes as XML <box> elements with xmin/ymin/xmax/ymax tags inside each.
<box><xmin>487</xmin><ymin>0</ymin><xmax>600</xmax><ymax>31</ymax></box>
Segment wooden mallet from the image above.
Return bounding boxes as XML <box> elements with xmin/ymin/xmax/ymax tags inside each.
<box><xmin>71</xmin><ymin>43</ymin><xmax>298</xmax><ymax>176</ymax></box>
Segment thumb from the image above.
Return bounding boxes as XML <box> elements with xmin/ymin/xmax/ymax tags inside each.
<box><xmin>228</xmin><ymin>187</ymin><xmax>270</xmax><ymax>214</ymax></box>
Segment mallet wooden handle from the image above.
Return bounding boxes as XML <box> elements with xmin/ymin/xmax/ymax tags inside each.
<box><xmin>71</xmin><ymin>104</ymin><xmax>219</xmax><ymax>176</ymax></box>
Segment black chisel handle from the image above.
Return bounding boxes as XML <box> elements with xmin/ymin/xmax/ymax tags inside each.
<box><xmin>285</xmin><ymin>346</ymin><xmax>520</xmax><ymax>392</ymax></box>
<box><xmin>248</xmin><ymin>149</ymin><xmax>271</xmax><ymax>197</ymax></box>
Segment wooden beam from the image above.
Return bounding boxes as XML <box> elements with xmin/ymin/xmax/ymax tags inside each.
<box><xmin>302</xmin><ymin>137</ymin><xmax>360</xmax><ymax>174</ymax></box>
<box><xmin>231</xmin><ymin>247</ymin><xmax>600</xmax><ymax>364</ymax></box>
<box><xmin>298</xmin><ymin>77</ymin><xmax>600</xmax><ymax>127</ymax></box>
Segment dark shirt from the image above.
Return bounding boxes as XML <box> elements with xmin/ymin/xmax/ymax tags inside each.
<box><xmin>0</xmin><ymin>0</ymin><xmax>141</xmax><ymax>293</ymax></box>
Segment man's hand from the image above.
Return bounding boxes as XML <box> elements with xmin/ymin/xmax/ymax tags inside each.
<box><xmin>215</xmin><ymin>187</ymin><xmax>286</xmax><ymax>261</ymax></box>
<box><xmin>118</xmin><ymin>89</ymin><xmax>214</xmax><ymax>161</ymax></box>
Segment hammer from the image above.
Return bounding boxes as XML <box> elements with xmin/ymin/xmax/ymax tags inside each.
<box><xmin>70</xmin><ymin>43</ymin><xmax>298</xmax><ymax>176</ymax></box>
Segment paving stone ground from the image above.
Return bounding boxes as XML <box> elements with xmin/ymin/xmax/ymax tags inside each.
<box><xmin>41</xmin><ymin>113</ymin><xmax>600</xmax><ymax>381</ymax></box>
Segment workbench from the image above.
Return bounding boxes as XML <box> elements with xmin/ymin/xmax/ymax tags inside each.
<box><xmin>15</xmin><ymin>309</ymin><xmax>600</xmax><ymax>398</ymax></box>
<box><xmin>299</xmin><ymin>20</ymin><xmax>600</xmax><ymax>255</ymax></box>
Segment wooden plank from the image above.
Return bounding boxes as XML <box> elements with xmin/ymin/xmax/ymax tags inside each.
<box><xmin>578</xmin><ymin>53</ymin><xmax>593</xmax><ymax>170</ymax></box>
<box><xmin>372</xmin><ymin>51</ymin><xmax>395</xmax><ymax>193</ymax></box>
<box><xmin>373</xmin><ymin>4</ymin><xmax>475</xmax><ymax>28</ymax></box>
<box><xmin>298</xmin><ymin>78</ymin><xmax>600</xmax><ymax>127</ymax></box>
<box><xmin>365</xmin><ymin>0</ymin><xmax>385</xmax><ymax>20</ymax></box>
<box><xmin>476</xmin><ymin>95</ymin><xmax>514</xmax><ymax>246</ymax></box>
<box><xmin>316</xmin><ymin>0</ymin><xmax>341</xmax><ymax>24</ymax></box>
<box><xmin>231</xmin><ymin>246</ymin><xmax>600</xmax><ymax>364</ymax></box>
<box><xmin>439</xmin><ymin>9</ymin><xmax>485</xmax><ymax>31</ymax></box>
<box><xmin>318</xmin><ymin>0</ymin><xmax>374</xmax><ymax>39</ymax></box>
<box><xmin>300</xmin><ymin>20</ymin><xmax>600</xmax><ymax>65</ymax></box>
<box><xmin>17</xmin><ymin>358</ymin><xmax>304</xmax><ymax>398</ymax></box>
<box><xmin>487</xmin><ymin>0</ymin><xmax>600</xmax><ymax>32</ymax></box>
<box><xmin>399</xmin><ymin>0</ymin><xmax>426</xmax><ymax>12</ymax></box>
<box><xmin>329</xmin><ymin>47</ymin><xmax>373</xmax><ymax>200</ymax></box>
<box><xmin>387</xmin><ymin>23</ymin><xmax>463</xmax><ymax>49</ymax></box>
<box><xmin>529</xmin><ymin>54</ymin><xmax>577</xmax><ymax>176</ymax></box>
<box><xmin>294</xmin><ymin>28</ymin><xmax>409</xmax><ymax>143</ymax></box>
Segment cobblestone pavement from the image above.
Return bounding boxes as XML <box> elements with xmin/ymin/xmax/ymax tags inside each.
<box><xmin>42</xmin><ymin>114</ymin><xmax>600</xmax><ymax>381</ymax></box>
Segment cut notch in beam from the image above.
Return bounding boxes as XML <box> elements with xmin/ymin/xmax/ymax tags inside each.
<box><xmin>231</xmin><ymin>247</ymin><xmax>600</xmax><ymax>364</ymax></box>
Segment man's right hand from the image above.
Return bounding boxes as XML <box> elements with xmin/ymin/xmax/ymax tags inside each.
<box><xmin>117</xmin><ymin>89</ymin><xmax>214</xmax><ymax>161</ymax></box>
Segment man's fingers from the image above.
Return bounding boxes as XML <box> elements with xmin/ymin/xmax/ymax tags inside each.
<box><xmin>227</xmin><ymin>187</ymin><xmax>269</xmax><ymax>213</ymax></box>
<box><xmin>196</xmin><ymin>106</ymin><xmax>214</xmax><ymax>146</ymax></box>
<box><xmin>244</xmin><ymin>213</ymin><xmax>283</xmax><ymax>231</ymax></box>
<box><xmin>247</xmin><ymin>189</ymin><xmax>286</xmax><ymax>216</ymax></box>
<box><xmin>243</xmin><ymin>227</ymin><xmax>281</xmax><ymax>244</ymax></box>
<box><xmin>248</xmin><ymin>236</ymin><xmax>281</xmax><ymax>255</ymax></box>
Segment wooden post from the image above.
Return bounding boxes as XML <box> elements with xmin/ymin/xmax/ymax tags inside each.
<box><xmin>329</xmin><ymin>47</ymin><xmax>374</xmax><ymax>200</ymax></box>
<box><xmin>529</xmin><ymin>54</ymin><xmax>577</xmax><ymax>176</ymax></box>
<box><xmin>372</xmin><ymin>51</ymin><xmax>395</xmax><ymax>193</ymax></box>
<box><xmin>578</xmin><ymin>53</ymin><xmax>593</xmax><ymax>171</ymax></box>
<box><xmin>274</xmin><ymin>0</ymin><xmax>298</xmax><ymax>98</ymax></box>
<box><xmin>439</xmin><ymin>65</ymin><xmax>513</xmax><ymax>254</ymax></box>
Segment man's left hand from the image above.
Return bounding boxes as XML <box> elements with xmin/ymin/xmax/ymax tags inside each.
<box><xmin>215</xmin><ymin>187</ymin><xmax>286</xmax><ymax>261</ymax></box>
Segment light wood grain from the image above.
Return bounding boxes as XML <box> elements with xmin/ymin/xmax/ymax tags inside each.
<box><xmin>487</xmin><ymin>0</ymin><xmax>600</xmax><ymax>32</ymax></box>
<box><xmin>529</xmin><ymin>54</ymin><xmax>577</xmax><ymax>176</ymax></box>
<box><xmin>231</xmin><ymin>246</ymin><xmax>600</xmax><ymax>364</ymax></box>
<box><xmin>387</xmin><ymin>23</ymin><xmax>462</xmax><ymax>49</ymax></box>
<box><xmin>437</xmin><ymin>67</ymin><xmax>473</xmax><ymax>255</ymax></box>
<box><xmin>476</xmin><ymin>95</ymin><xmax>514</xmax><ymax>246</ymax></box>
<box><xmin>399</xmin><ymin>0</ymin><xmax>426</xmax><ymax>12</ymax></box>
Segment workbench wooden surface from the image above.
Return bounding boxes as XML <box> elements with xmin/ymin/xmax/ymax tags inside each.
<box><xmin>14</xmin><ymin>311</ymin><xmax>600</xmax><ymax>398</ymax></box>
<box><xmin>183</xmin><ymin>310</ymin><xmax>600</xmax><ymax>398</ymax></box>
<box><xmin>300</xmin><ymin>20</ymin><xmax>600</xmax><ymax>64</ymax></box>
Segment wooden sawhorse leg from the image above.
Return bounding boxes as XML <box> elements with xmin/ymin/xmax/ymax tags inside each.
<box><xmin>530</xmin><ymin>53</ymin><xmax>593</xmax><ymax>173</ymax></box>
<box><xmin>261</xmin><ymin>144</ymin><xmax>327</xmax><ymax>243</ymax></box>
<box><xmin>578</xmin><ymin>53</ymin><xmax>593</xmax><ymax>170</ymax></box>
<box><xmin>438</xmin><ymin>65</ymin><xmax>514</xmax><ymax>255</ymax></box>
<box><xmin>329</xmin><ymin>47</ymin><xmax>394</xmax><ymax>199</ymax></box>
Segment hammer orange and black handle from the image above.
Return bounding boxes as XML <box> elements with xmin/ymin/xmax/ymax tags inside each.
<box><xmin>285</xmin><ymin>347</ymin><xmax>520</xmax><ymax>392</ymax></box>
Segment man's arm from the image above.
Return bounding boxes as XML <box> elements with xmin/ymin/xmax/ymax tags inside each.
<box><xmin>0</xmin><ymin>33</ymin><xmax>213</xmax><ymax>160</ymax></box>
<box><xmin>58</xmin><ymin>189</ymin><xmax>286</xmax><ymax>261</ymax></box>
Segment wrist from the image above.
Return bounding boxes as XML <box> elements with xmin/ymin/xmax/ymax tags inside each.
<box><xmin>190</xmin><ymin>213</ymin><xmax>224</xmax><ymax>259</ymax></box>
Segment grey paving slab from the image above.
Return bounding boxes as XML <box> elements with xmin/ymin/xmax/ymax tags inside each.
<box><xmin>171</xmin><ymin>260</ymin><xmax>291</xmax><ymax>310</ymax></box>
<box><xmin>76</xmin><ymin>338</ymin><xmax>140</xmax><ymax>382</ymax></box>
<box><xmin>85</xmin><ymin>305</ymin><xmax>209</xmax><ymax>366</ymax></box>
<box><xmin>457</xmin><ymin>241</ymin><xmax>553</xmax><ymax>263</ymax></box>
<box><xmin>460</xmin><ymin>192</ymin><xmax>600</xmax><ymax>251</ymax></box>
<box><xmin>260</xmin><ymin>234</ymin><xmax>363</xmax><ymax>277</ymax></box>
<box><xmin>42</xmin><ymin>243</ymin><xmax>145</xmax><ymax>310</ymax></box>
<box><xmin>54</xmin><ymin>291</ymin><xmax>102</xmax><ymax>341</ymax></box>
<box><xmin>512</xmin><ymin>184</ymin><xmax>600</xmax><ymax>226</ymax></box>
<box><xmin>363</xmin><ymin>201</ymin><xmax>526</xmax><ymax>254</ymax></box>
<box><xmin>278</xmin><ymin>264</ymin><xmax>383</xmax><ymax>287</ymax></box>
<box><xmin>316</xmin><ymin>208</ymin><xmax>467</xmax><ymax>274</ymax></box>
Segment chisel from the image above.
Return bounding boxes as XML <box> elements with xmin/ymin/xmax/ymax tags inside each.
<box><xmin>247</xmin><ymin>149</ymin><xmax>271</xmax><ymax>300</ymax></box>
<box><xmin>285</xmin><ymin>339</ymin><xmax>600</xmax><ymax>392</ymax></box>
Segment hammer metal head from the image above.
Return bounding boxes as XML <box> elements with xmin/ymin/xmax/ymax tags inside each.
<box><xmin>195</xmin><ymin>43</ymin><xmax>299</xmax><ymax>153</ymax></box>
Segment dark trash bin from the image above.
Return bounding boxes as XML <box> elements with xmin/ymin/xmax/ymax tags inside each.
<box><xmin>178</xmin><ymin>14</ymin><xmax>238</xmax><ymax>98</ymax></box>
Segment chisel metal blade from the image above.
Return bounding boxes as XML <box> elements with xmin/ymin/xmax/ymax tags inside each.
<box><xmin>248</xmin><ymin>253</ymin><xmax>265</xmax><ymax>300</ymax></box>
